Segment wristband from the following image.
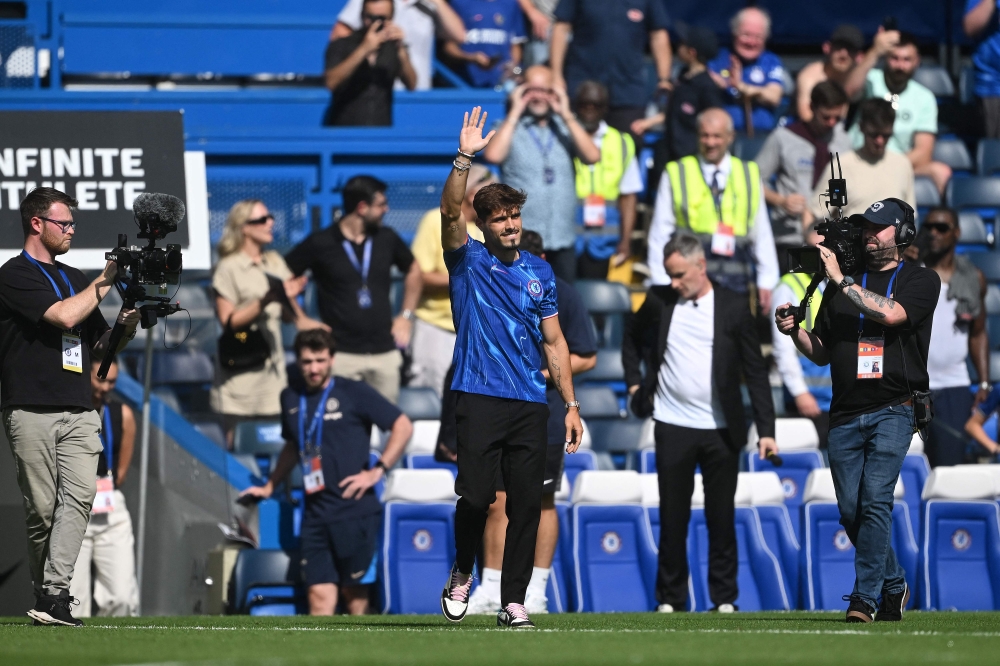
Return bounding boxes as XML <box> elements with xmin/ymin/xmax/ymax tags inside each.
<box><xmin>565</xmin><ymin>401</ymin><xmax>580</xmax><ymax>410</ymax></box>
<box><xmin>452</xmin><ymin>158</ymin><xmax>471</xmax><ymax>172</ymax></box>
<box><xmin>457</xmin><ymin>149</ymin><xmax>476</xmax><ymax>160</ymax></box>
<box><xmin>374</xmin><ymin>459</ymin><xmax>388</xmax><ymax>474</ymax></box>
<box><xmin>980</xmin><ymin>381</ymin><xmax>992</xmax><ymax>392</ymax></box>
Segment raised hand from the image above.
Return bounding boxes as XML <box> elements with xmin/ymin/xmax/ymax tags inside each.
<box><xmin>459</xmin><ymin>106</ymin><xmax>497</xmax><ymax>155</ymax></box>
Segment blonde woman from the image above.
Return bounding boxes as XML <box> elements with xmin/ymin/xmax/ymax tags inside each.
<box><xmin>211</xmin><ymin>200</ymin><xmax>326</xmax><ymax>446</ymax></box>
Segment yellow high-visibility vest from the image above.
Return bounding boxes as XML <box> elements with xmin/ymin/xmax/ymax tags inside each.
<box><xmin>574</xmin><ymin>126</ymin><xmax>635</xmax><ymax>201</ymax></box>
<box><xmin>781</xmin><ymin>272</ymin><xmax>819</xmax><ymax>331</ymax></box>
<box><xmin>665</xmin><ymin>155</ymin><xmax>761</xmax><ymax>239</ymax></box>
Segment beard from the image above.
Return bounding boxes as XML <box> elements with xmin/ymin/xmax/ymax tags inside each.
<box><xmin>865</xmin><ymin>239</ymin><xmax>897</xmax><ymax>269</ymax></box>
<box><xmin>41</xmin><ymin>226</ymin><xmax>70</xmax><ymax>256</ymax></box>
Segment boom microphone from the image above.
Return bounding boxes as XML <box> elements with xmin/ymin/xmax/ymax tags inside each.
<box><xmin>132</xmin><ymin>192</ymin><xmax>185</xmax><ymax>240</ymax></box>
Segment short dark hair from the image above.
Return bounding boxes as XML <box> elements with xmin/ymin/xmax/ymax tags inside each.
<box><xmin>811</xmin><ymin>80</ymin><xmax>848</xmax><ymax>110</ymax></box>
<box><xmin>19</xmin><ymin>187</ymin><xmax>77</xmax><ymax>238</ymax></box>
<box><xmin>858</xmin><ymin>98</ymin><xmax>895</xmax><ymax>129</ymax></box>
<box><xmin>472</xmin><ymin>183</ymin><xmax>527</xmax><ymax>222</ymax></box>
<box><xmin>342</xmin><ymin>175</ymin><xmax>388</xmax><ymax>215</ymax></box>
<box><xmin>294</xmin><ymin>329</ymin><xmax>337</xmax><ymax>357</ymax></box>
<box><xmin>519</xmin><ymin>229</ymin><xmax>544</xmax><ymax>256</ymax></box>
<box><xmin>925</xmin><ymin>206</ymin><xmax>958</xmax><ymax>228</ymax></box>
<box><xmin>895</xmin><ymin>32</ymin><xmax>919</xmax><ymax>50</ymax></box>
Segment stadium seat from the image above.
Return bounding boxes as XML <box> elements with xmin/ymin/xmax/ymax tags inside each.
<box><xmin>801</xmin><ymin>469</ymin><xmax>916</xmax><ymax>611</ymax></box>
<box><xmin>403</xmin><ymin>453</ymin><xmax>457</xmax><ymax>476</ymax></box>
<box><xmin>229</xmin><ymin>548</ymin><xmax>301</xmax><ymax>615</ymax></box>
<box><xmin>913</xmin><ymin>66</ymin><xmax>955</xmax><ymax>99</ymax></box>
<box><xmin>957</xmin><ymin>211</ymin><xmax>990</xmax><ymax>246</ymax></box>
<box><xmin>733</xmin><ymin>133</ymin><xmax>770</xmax><ymax>161</ymax></box>
<box><xmin>546</xmin><ymin>473</ymin><xmax>573</xmax><ymax>613</ymax></box>
<box><xmin>920</xmin><ymin>465</ymin><xmax>1000</xmax><ymax>610</ymax></box>
<box><xmin>969</xmin><ymin>252</ymin><xmax>1000</xmax><ymax>283</ymax></box>
<box><xmin>233</xmin><ymin>420</ymin><xmax>285</xmax><ymax>477</ymax></box>
<box><xmin>574</xmin><ymin>280</ymin><xmax>631</xmax><ymax>348</ymax></box>
<box><xmin>577</xmin><ymin>349</ymin><xmax>625</xmax><ymax>384</ymax></box>
<box><xmin>137</xmin><ymin>350</ymin><xmax>214</xmax><ymax>385</ymax></box>
<box><xmin>194</xmin><ymin>421</ymin><xmax>227</xmax><ymax>449</ymax></box>
<box><xmin>978</xmin><ymin>138</ymin><xmax>1000</xmax><ymax>176</ymax></box>
<box><xmin>947</xmin><ymin>177</ymin><xmax>1000</xmax><ymax>218</ymax></box>
<box><xmin>915</xmin><ymin>176</ymin><xmax>941</xmax><ymax>213</ymax></box>
<box><xmin>737</xmin><ymin>472</ymin><xmax>801</xmax><ymax>607</ymax></box>
<box><xmin>576</xmin><ymin>386</ymin><xmax>623</xmax><ymax>419</ymax></box>
<box><xmin>396</xmin><ymin>387</ymin><xmax>442</xmax><ymax>421</ymax></box>
<box><xmin>402</xmin><ymin>419</ymin><xmax>441</xmax><ymax>455</ymax></box>
<box><xmin>564</xmin><ymin>449</ymin><xmax>598</xmax><ymax>490</ymax></box>
<box><xmin>368</xmin><ymin>450</ymin><xmax>386</xmax><ymax>501</ymax></box>
<box><xmin>986</xmin><ymin>285</ymin><xmax>1000</xmax><ymax>316</ymax></box>
<box><xmin>381</xmin><ymin>469</ymin><xmax>457</xmax><ymax>614</ymax></box>
<box><xmin>587</xmin><ymin>415</ymin><xmax>646</xmax><ymax>453</ymax></box>
<box><xmin>933</xmin><ymin>138</ymin><xmax>973</xmax><ymax>175</ymax></box>
<box><xmin>638</xmin><ymin>448</ymin><xmax>657</xmax><ymax>474</ymax></box>
<box><xmin>899</xmin><ymin>452</ymin><xmax>931</xmax><ymax>545</ymax></box>
<box><xmin>571</xmin><ymin>471</ymin><xmax>658</xmax><ymax>612</ymax></box>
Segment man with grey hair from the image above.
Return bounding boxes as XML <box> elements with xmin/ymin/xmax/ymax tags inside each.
<box><xmin>648</xmin><ymin>107</ymin><xmax>779</xmax><ymax>312</ymax></box>
<box><xmin>623</xmin><ymin>231</ymin><xmax>777</xmax><ymax>613</ymax></box>
<box><xmin>708</xmin><ymin>6</ymin><xmax>786</xmax><ymax>132</ymax></box>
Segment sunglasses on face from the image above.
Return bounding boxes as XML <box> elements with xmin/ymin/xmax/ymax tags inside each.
<box><xmin>245</xmin><ymin>214</ymin><xmax>274</xmax><ymax>226</ymax></box>
<box><xmin>40</xmin><ymin>216</ymin><xmax>76</xmax><ymax>232</ymax></box>
<box><xmin>524</xmin><ymin>87</ymin><xmax>553</xmax><ymax>96</ymax></box>
<box><xmin>863</xmin><ymin>131</ymin><xmax>893</xmax><ymax>140</ymax></box>
<box><xmin>923</xmin><ymin>222</ymin><xmax>955</xmax><ymax>234</ymax></box>
<box><xmin>363</xmin><ymin>14</ymin><xmax>391</xmax><ymax>22</ymax></box>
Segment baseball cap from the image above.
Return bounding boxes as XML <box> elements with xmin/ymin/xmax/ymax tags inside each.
<box><xmin>830</xmin><ymin>24</ymin><xmax>864</xmax><ymax>52</ymax></box>
<box><xmin>675</xmin><ymin>22</ymin><xmax>719</xmax><ymax>62</ymax></box>
<box><xmin>859</xmin><ymin>198</ymin><xmax>911</xmax><ymax>227</ymax></box>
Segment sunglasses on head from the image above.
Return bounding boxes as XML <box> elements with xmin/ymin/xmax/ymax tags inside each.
<box><xmin>923</xmin><ymin>222</ymin><xmax>955</xmax><ymax>234</ymax></box>
<box><xmin>245</xmin><ymin>214</ymin><xmax>274</xmax><ymax>226</ymax></box>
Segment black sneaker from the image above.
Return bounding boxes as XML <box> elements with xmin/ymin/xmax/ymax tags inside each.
<box><xmin>875</xmin><ymin>583</ymin><xmax>909</xmax><ymax>622</ymax></box>
<box><xmin>497</xmin><ymin>603</ymin><xmax>535</xmax><ymax>629</ymax></box>
<box><xmin>27</xmin><ymin>591</ymin><xmax>83</xmax><ymax>627</ymax></box>
<box><xmin>843</xmin><ymin>596</ymin><xmax>874</xmax><ymax>623</ymax></box>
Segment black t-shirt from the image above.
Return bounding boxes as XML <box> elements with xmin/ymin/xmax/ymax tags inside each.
<box><xmin>322</xmin><ymin>31</ymin><xmax>401</xmax><ymax>127</ymax></box>
<box><xmin>96</xmin><ymin>401</ymin><xmax>124</xmax><ymax>485</ymax></box>
<box><xmin>0</xmin><ymin>254</ymin><xmax>110</xmax><ymax>410</ymax></box>
<box><xmin>544</xmin><ymin>277</ymin><xmax>598</xmax><ymax>445</ymax></box>
<box><xmin>285</xmin><ymin>224</ymin><xmax>414</xmax><ymax>354</ymax></box>
<box><xmin>666</xmin><ymin>69</ymin><xmax>726</xmax><ymax>161</ymax></box>
<box><xmin>280</xmin><ymin>377</ymin><xmax>402</xmax><ymax>522</ymax></box>
<box><xmin>815</xmin><ymin>262</ymin><xmax>940</xmax><ymax>428</ymax></box>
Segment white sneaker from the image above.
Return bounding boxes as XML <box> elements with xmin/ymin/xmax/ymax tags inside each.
<box><xmin>525</xmin><ymin>592</ymin><xmax>549</xmax><ymax>615</ymax></box>
<box><xmin>656</xmin><ymin>604</ymin><xmax>674</xmax><ymax>613</ymax></box>
<box><xmin>466</xmin><ymin>585</ymin><xmax>501</xmax><ymax>615</ymax></box>
<box><xmin>717</xmin><ymin>603</ymin><xmax>736</xmax><ymax>613</ymax></box>
<box><xmin>440</xmin><ymin>566</ymin><xmax>473</xmax><ymax>623</ymax></box>
<box><xmin>497</xmin><ymin>603</ymin><xmax>535</xmax><ymax>629</ymax></box>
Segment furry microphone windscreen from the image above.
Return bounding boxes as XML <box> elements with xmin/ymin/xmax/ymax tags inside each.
<box><xmin>132</xmin><ymin>192</ymin><xmax>186</xmax><ymax>226</ymax></box>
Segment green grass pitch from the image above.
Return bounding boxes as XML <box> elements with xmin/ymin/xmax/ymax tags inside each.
<box><xmin>2</xmin><ymin>612</ymin><xmax>1000</xmax><ymax>665</ymax></box>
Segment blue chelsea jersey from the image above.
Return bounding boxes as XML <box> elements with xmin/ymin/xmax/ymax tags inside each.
<box><xmin>445</xmin><ymin>236</ymin><xmax>558</xmax><ymax>403</ymax></box>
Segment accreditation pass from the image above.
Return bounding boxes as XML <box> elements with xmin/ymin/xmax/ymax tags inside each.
<box><xmin>62</xmin><ymin>331</ymin><xmax>83</xmax><ymax>373</ymax></box>
<box><xmin>857</xmin><ymin>336</ymin><xmax>884</xmax><ymax>379</ymax></box>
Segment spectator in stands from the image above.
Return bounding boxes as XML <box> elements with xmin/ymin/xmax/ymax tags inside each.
<box><xmin>518</xmin><ymin>0</ymin><xmax>556</xmax><ymax>67</ymax></box>
<box><xmin>769</xmin><ymin>230</ymin><xmax>832</xmax><ymax>448</ymax></box>
<box><xmin>964</xmin><ymin>0</ymin><xmax>1000</xmax><ymax>138</ymax></box>
<box><xmin>921</xmin><ymin>207</ymin><xmax>989</xmax><ymax>467</ymax></box>
<box><xmin>757</xmin><ymin>81</ymin><xmax>852</xmax><ymax>270</ymax></box>
<box><xmin>647</xmin><ymin>107</ymin><xmax>779</xmax><ymax>313</ymax></box>
<box><xmin>808</xmin><ymin>99</ymin><xmax>916</xmax><ymax>220</ymax></box>
<box><xmin>444</xmin><ymin>0</ymin><xmax>526</xmax><ymax>89</ymax></box>
<box><xmin>632</xmin><ymin>23</ymin><xmax>725</xmax><ymax>202</ymax></box>
<box><xmin>331</xmin><ymin>0</ymin><xmax>466</xmax><ymax>91</ymax></box>
<box><xmin>323</xmin><ymin>0</ymin><xmax>418</xmax><ymax>126</ymax></box>
<box><xmin>240</xmin><ymin>329</ymin><xmax>412</xmax><ymax>615</ymax></box>
<box><xmin>483</xmin><ymin>65</ymin><xmax>600</xmax><ymax>281</ymax></box>
<box><xmin>851</xmin><ymin>33</ymin><xmax>952</xmax><ymax>196</ymax></box>
<box><xmin>623</xmin><ymin>232</ymin><xmax>777</xmax><ymax>614</ymax></box>
<box><xmin>965</xmin><ymin>387</ymin><xmax>1000</xmax><ymax>458</ymax></box>
<box><xmin>69</xmin><ymin>360</ymin><xmax>137</xmax><ymax>617</ymax></box>
<box><xmin>286</xmin><ymin>176</ymin><xmax>422</xmax><ymax>404</ymax></box>
<box><xmin>708</xmin><ymin>7</ymin><xmax>786</xmax><ymax>133</ymax></box>
<box><xmin>795</xmin><ymin>25</ymin><xmax>900</xmax><ymax>122</ymax></box>
<box><xmin>464</xmin><ymin>230</ymin><xmax>596</xmax><ymax>616</ymax></box>
<box><xmin>409</xmin><ymin>165</ymin><xmax>493</xmax><ymax>395</ymax></box>
<box><xmin>573</xmin><ymin>81</ymin><xmax>642</xmax><ymax>275</ymax></box>
<box><xmin>549</xmin><ymin>0</ymin><xmax>672</xmax><ymax>137</ymax></box>
<box><xmin>211</xmin><ymin>200</ymin><xmax>323</xmax><ymax>447</ymax></box>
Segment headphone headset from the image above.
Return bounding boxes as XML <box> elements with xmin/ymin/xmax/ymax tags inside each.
<box><xmin>880</xmin><ymin>197</ymin><xmax>916</xmax><ymax>247</ymax></box>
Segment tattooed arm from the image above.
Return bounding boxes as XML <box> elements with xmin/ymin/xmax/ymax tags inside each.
<box><xmin>541</xmin><ymin>316</ymin><xmax>584</xmax><ymax>453</ymax></box>
<box><xmin>841</xmin><ymin>285</ymin><xmax>909</xmax><ymax>326</ymax></box>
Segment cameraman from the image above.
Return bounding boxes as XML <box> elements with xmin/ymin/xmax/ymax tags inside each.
<box><xmin>775</xmin><ymin>198</ymin><xmax>938</xmax><ymax>623</ymax></box>
<box><xmin>0</xmin><ymin>188</ymin><xmax>140</xmax><ymax>626</ymax></box>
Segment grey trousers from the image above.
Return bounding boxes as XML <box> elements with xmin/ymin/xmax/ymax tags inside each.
<box><xmin>3</xmin><ymin>407</ymin><xmax>102</xmax><ymax>596</ymax></box>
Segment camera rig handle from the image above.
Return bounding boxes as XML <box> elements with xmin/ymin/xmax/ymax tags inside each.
<box><xmin>776</xmin><ymin>273</ymin><xmax>826</xmax><ymax>328</ymax></box>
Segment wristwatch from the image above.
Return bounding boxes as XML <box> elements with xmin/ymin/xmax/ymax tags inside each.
<box><xmin>980</xmin><ymin>381</ymin><xmax>992</xmax><ymax>392</ymax></box>
<box><xmin>374</xmin><ymin>459</ymin><xmax>389</xmax><ymax>474</ymax></box>
<box><xmin>565</xmin><ymin>401</ymin><xmax>580</xmax><ymax>410</ymax></box>
<box><xmin>400</xmin><ymin>309</ymin><xmax>414</xmax><ymax>321</ymax></box>
<box><xmin>838</xmin><ymin>276</ymin><xmax>855</xmax><ymax>290</ymax></box>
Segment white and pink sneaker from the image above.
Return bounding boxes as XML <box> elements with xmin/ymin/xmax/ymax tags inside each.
<box><xmin>497</xmin><ymin>603</ymin><xmax>535</xmax><ymax>629</ymax></box>
<box><xmin>440</xmin><ymin>566</ymin><xmax>473</xmax><ymax>622</ymax></box>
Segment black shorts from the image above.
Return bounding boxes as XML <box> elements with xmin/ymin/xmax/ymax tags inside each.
<box><xmin>494</xmin><ymin>442</ymin><xmax>564</xmax><ymax>495</ymax></box>
<box><xmin>300</xmin><ymin>512</ymin><xmax>380</xmax><ymax>588</ymax></box>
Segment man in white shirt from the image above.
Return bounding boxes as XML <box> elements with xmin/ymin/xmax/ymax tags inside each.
<box><xmin>623</xmin><ymin>233</ymin><xmax>777</xmax><ymax>613</ymax></box>
<box><xmin>648</xmin><ymin>108</ymin><xmax>779</xmax><ymax>312</ymax></box>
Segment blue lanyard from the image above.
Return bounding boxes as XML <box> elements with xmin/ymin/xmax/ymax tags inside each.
<box><xmin>857</xmin><ymin>261</ymin><xmax>904</xmax><ymax>334</ymax></box>
<box><xmin>101</xmin><ymin>406</ymin><xmax>114</xmax><ymax>474</ymax></box>
<box><xmin>22</xmin><ymin>251</ymin><xmax>75</xmax><ymax>300</ymax></box>
<box><xmin>298</xmin><ymin>379</ymin><xmax>336</xmax><ymax>455</ymax></box>
<box><xmin>527</xmin><ymin>125</ymin><xmax>555</xmax><ymax>159</ymax></box>
<box><xmin>342</xmin><ymin>238</ymin><xmax>373</xmax><ymax>286</ymax></box>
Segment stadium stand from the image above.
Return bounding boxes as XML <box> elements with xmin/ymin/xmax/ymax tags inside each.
<box><xmin>546</xmin><ymin>473</ymin><xmax>573</xmax><ymax>613</ymax></box>
<box><xmin>737</xmin><ymin>472</ymin><xmax>801</xmax><ymax>608</ymax></box>
<box><xmin>573</xmin><ymin>281</ymin><xmax>631</xmax><ymax>350</ymax></box>
<box><xmin>977</xmin><ymin>139</ymin><xmax>1000</xmax><ymax>177</ymax></box>
<box><xmin>934</xmin><ymin>137</ymin><xmax>974</xmax><ymax>177</ymax></box>
<box><xmin>229</xmin><ymin>548</ymin><xmax>301</xmax><ymax>616</ymax></box>
<box><xmin>900</xmin><ymin>436</ymin><xmax>933</xmax><ymax>546</ymax></box>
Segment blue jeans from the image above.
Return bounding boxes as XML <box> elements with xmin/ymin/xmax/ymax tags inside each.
<box><xmin>827</xmin><ymin>404</ymin><xmax>912</xmax><ymax>610</ymax></box>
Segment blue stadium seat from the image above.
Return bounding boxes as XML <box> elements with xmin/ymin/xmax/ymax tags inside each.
<box><xmin>915</xmin><ymin>176</ymin><xmax>941</xmax><ymax>215</ymax></box>
<box><xmin>380</xmin><ymin>469</ymin><xmax>457</xmax><ymax>614</ymax></box>
<box><xmin>571</xmin><ymin>471</ymin><xmax>658</xmax><ymax>612</ymax></box>
<box><xmin>573</xmin><ymin>280</ymin><xmax>631</xmax><ymax>349</ymax></box>
<box><xmin>563</xmin><ymin>449</ymin><xmax>597</xmax><ymax>490</ymax></box>
<box><xmin>577</xmin><ymin>349</ymin><xmax>625</xmax><ymax>384</ymax></box>
<box><xmin>577</xmin><ymin>386</ymin><xmax>622</xmax><ymax>419</ymax></box>
<box><xmin>396</xmin><ymin>388</ymin><xmax>442</xmax><ymax>421</ymax></box>
<box><xmin>737</xmin><ymin>472</ymin><xmax>801</xmax><ymax>608</ymax></box>
<box><xmin>899</xmin><ymin>445</ymin><xmax>931</xmax><ymax>546</ymax></box>
<box><xmin>638</xmin><ymin>473</ymin><xmax>699</xmax><ymax>610</ymax></box>
<box><xmin>368</xmin><ymin>450</ymin><xmax>386</xmax><ymax>501</ymax></box>
<box><xmin>230</xmin><ymin>548</ymin><xmax>301</xmax><ymax>615</ymax></box>
<box><xmin>947</xmin><ymin>177</ymin><xmax>1000</xmax><ymax>221</ymax></box>
<box><xmin>970</xmin><ymin>252</ymin><xmax>1000</xmax><ymax>283</ymax></box>
<box><xmin>986</xmin><ymin>285</ymin><xmax>1000</xmax><ymax>315</ymax></box>
<box><xmin>978</xmin><ymin>138</ymin><xmax>1000</xmax><ymax>176</ymax></box>
<box><xmin>137</xmin><ymin>350</ymin><xmax>214</xmax><ymax>385</ymax></box>
<box><xmin>934</xmin><ymin>138</ymin><xmax>973</xmax><ymax>175</ymax></box>
<box><xmin>801</xmin><ymin>469</ymin><xmax>917</xmax><ymax>610</ymax></box>
<box><xmin>638</xmin><ymin>448</ymin><xmax>657</xmax><ymax>474</ymax></box>
<box><xmin>546</xmin><ymin>473</ymin><xmax>573</xmax><ymax>613</ymax></box>
<box><xmin>920</xmin><ymin>466</ymin><xmax>1000</xmax><ymax>610</ymax></box>
<box><xmin>733</xmin><ymin>133</ymin><xmax>770</xmax><ymax>161</ymax></box>
<box><xmin>403</xmin><ymin>453</ymin><xmax>457</xmax><ymax>477</ymax></box>
<box><xmin>912</xmin><ymin>66</ymin><xmax>955</xmax><ymax>99</ymax></box>
<box><xmin>233</xmin><ymin>420</ymin><xmax>284</xmax><ymax>477</ymax></box>
<box><xmin>587</xmin><ymin>415</ymin><xmax>645</xmax><ymax>453</ymax></box>
<box><xmin>957</xmin><ymin>211</ymin><xmax>990</xmax><ymax>246</ymax></box>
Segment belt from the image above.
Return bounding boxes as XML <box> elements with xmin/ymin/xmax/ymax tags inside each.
<box><xmin>899</xmin><ymin>398</ymin><xmax>913</xmax><ymax>407</ymax></box>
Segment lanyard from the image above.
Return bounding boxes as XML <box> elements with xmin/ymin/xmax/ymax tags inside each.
<box><xmin>527</xmin><ymin>125</ymin><xmax>555</xmax><ymax>160</ymax></box>
<box><xmin>22</xmin><ymin>251</ymin><xmax>75</xmax><ymax>300</ymax></box>
<box><xmin>298</xmin><ymin>379</ymin><xmax>336</xmax><ymax>455</ymax></box>
<box><xmin>699</xmin><ymin>167</ymin><xmax>729</xmax><ymax>220</ymax></box>
<box><xmin>342</xmin><ymin>238</ymin><xmax>373</xmax><ymax>286</ymax></box>
<box><xmin>857</xmin><ymin>262</ymin><xmax>904</xmax><ymax>334</ymax></box>
<box><xmin>101</xmin><ymin>405</ymin><xmax>114</xmax><ymax>474</ymax></box>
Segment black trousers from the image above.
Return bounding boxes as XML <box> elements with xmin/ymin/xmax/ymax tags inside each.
<box><xmin>453</xmin><ymin>392</ymin><xmax>549</xmax><ymax>607</ymax></box>
<box><xmin>927</xmin><ymin>386</ymin><xmax>973</xmax><ymax>467</ymax></box>
<box><xmin>655</xmin><ymin>421</ymin><xmax>739</xmax><ymax>608</ymax></box>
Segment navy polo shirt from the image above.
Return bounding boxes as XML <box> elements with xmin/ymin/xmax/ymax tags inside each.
<box><xmin>554</xmin><ymin>0</ymin><xmax>670</xmax><ymax>108</ymax></box>
<box><xmin>280</xmin><ymin>377</ymin><xmax>402</xmax><ymax>522</ymax></box>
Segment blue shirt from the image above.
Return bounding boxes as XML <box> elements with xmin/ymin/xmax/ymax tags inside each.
<box><xmin>553</xmin><ymin>0</ymin><xmax>670</xmax><ymax>107</ymax></box>
<box><xmin>280</xmin><ymin>378</ymin><xmax>401</xmax><ymax>522</ymax></box>
<box><xmin>544</xmin><ymin>277</ymin><xmax>598</xmax><ymax>444</ymax></box>
<box><xmin>976</xmin><ymin>385</ymin><xmax>1000</xmax><ymax>418</ymax></box>
<box><xmin>708</xmin><ymin>48</ymin><xmax>786</xmax><ymax>131</ymax></box>
<box><xmin>446</xmin><ymin>237</ymin><xmax>558</xmax><ymax>403</ymax></box>
<box><xmin>967</xmin><ymin>0</ymin><xmax>1000</xmax><ymax>97</ymax></box>
<box><xmin>451</xmin><ymin>0</ymin><xmax>526</xmax><ymax>88</ymax></box>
